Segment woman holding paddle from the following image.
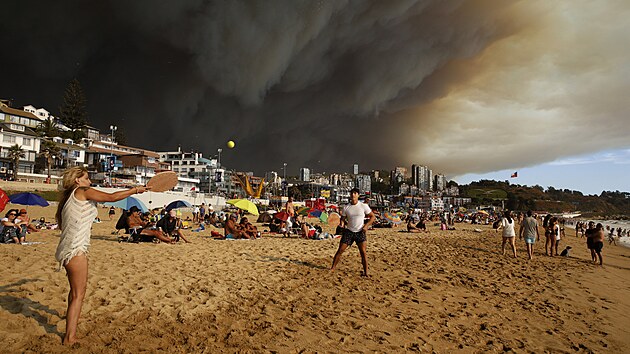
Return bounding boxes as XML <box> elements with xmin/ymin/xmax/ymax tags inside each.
<box><xmin>55</xmin><ymin>166</ymin><xmax>150</xmax><ymax>345</ymax></box>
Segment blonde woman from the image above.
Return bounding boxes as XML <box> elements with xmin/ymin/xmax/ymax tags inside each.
<box><xmin>55</xmin><ymin>167</ymin><xmax>150</xmax><ymax>345</ymax></box>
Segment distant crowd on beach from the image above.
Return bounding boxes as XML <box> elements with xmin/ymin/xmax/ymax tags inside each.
<box><xmin>492</xmin><ymin>210</ymin><xmax>613</xmax><ymax>265</ymax></box>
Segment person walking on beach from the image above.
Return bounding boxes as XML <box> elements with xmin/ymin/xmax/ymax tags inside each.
<box><xmin>497</xmin><ymin>210</ymin><xmax>517</xmax><ymax>258</ymax></box>
<box><xmin>589</xmin><ymin>223</ymin><xmax>605</xmax><ymax>265</ymax></box>
<box><xmin>55</xmin><ymin>166</ymin><xmax>150</xmax><ymax>345</ymax></box>
<box><xmin>330</xmin><ymin>188</ymin><xmax>375</xmax><ymax>276</ymax></box>
<box><xmin>519</xmin><ymin>210</ymin><xmax>539</xmax><ymax>260</ymax></box>
<box><xmin>584</xmin><ymin>221</ymin><xmax>597</xmax><ymax>262</ymax></box>
<box><xmin>285</xmin><ymin>196</ymin><xmax>295</xmax><ymax>231</ymax></box>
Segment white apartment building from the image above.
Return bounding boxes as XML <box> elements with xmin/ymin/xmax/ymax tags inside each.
<box><xmin>355</xmin><ymin>174</ymin><xmax>371</xmax><ymax>193</ymax></box>
<box><xmin>159</xmin><ymin>148</ymin><xmax>212</xmax><ymax>178</ymax></box>
<box><xmin>300</xmin><ymin>167</ymin><xmax>310</xmax><ymax>181</ymax></box>
<box><xmin>23</xmin><ymin>105</ymin><xmax>51</xmax><ymax>121</ymax></box>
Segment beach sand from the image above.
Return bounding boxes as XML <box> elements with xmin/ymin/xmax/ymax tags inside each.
<box><xmin>1</xmin><ymin>205</ymin><xmax>630</xmax><ymax>353</ymax></box>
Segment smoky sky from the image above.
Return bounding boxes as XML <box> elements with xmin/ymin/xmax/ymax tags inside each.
<box><xmin>1</xmin><ymin>0</ymin><xmax>629</xmax><ymax>177</ymax></box>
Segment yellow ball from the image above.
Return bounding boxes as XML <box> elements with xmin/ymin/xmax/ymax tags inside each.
<box><xmin>227</xmin><ymin>140</ymin><xmax>235</xmax><ymax>148</ymax></box>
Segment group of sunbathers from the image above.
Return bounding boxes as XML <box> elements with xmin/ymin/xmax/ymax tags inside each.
<box><xmin>119</xmin><ymin>206</ymin><xmax>190</xmax><ymax>243</ymax></box>
<box><xmin>221</xmin><ymin>213</ymin><xmax>259</xmax><ymax>239</ymax></box>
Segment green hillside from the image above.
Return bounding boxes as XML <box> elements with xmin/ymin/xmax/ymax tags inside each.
<box><xmin>460</xmin><ymin>180</ymin><xmax>630</xmax><ymax>218</ymax></box>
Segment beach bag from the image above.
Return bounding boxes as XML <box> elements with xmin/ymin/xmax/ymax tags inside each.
<box><xmin>1</xmin><ymin>226</ymin><xmax>17</xmax><ymax>243</ymax></box>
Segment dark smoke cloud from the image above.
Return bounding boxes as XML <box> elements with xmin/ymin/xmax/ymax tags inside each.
<box><xmin>1</xmin><ymin>1</ymin><xmax>628</xmax><ymax>177</ymax></box>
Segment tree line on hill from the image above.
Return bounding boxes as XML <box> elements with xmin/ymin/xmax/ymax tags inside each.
<box><xmin>460</xmin><ymin>180</ymin><xmax>630</xmax><ymax>218</ymax></box>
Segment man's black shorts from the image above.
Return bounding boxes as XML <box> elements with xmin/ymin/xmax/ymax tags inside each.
<box><xmin>586</xmin><ymin>237</ymin><xmax>594</xmax><ymax>249</ymax></box>
<box><xmin>593</xmin><ymin>241</ymin><xmax>603</xmax><ymax>253</ymax></box>
<box><xmin>341</xmin><ymin>228</ymin><xmax>367</xmax><ymax>246</ymax></box>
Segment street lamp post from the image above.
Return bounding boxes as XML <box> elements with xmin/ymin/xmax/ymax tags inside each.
<box><xmin>217</xmin><ymin>148</ymin><xmax>222</xmax><ymax>168</ymax></box>
<box><xmin>109</xmin><ymin>125</ymin><xmax>117</xmax><ymax>186</ymax></box>
<box><xmin>283</xmin><ymin>162</ymin><xmax>287</xmax><ymax>196</ymax></box>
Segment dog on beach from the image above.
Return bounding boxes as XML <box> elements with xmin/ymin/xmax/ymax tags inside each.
<box><xmin>560</xmin><ymin>246</ymin><xmax>572</xmax><ymax>257</ymax></box>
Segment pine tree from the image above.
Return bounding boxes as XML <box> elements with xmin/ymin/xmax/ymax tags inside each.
<box><xmin>114</xmin><ymin>128</ymin><xmax>127</xmax><ymax>146</ymax></box>
<box><xmin>59</xmin><ymin>78</ymin><xmax>88</xmax><ymax>140</ymax></box>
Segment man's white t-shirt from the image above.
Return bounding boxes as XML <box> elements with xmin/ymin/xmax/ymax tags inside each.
<box><xmin>342</xmin><ymin>201</ymin><xmax>372</xmax><ymax>232</ymax></box>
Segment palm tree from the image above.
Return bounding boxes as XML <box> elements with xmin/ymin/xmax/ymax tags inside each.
<box><xmin>36</xmin><ymin>117</ymin><xmax>60</xmax><ymax>138</ymax></box>
<box><xmin>39</xmin><ymin>139</ymin><xmax>61</xmax><ymax>180</ymax></box>
<box><xmin>7</xmin><ymin>144</ymin><xmax>25</xmax><ymax>181</ymax></box>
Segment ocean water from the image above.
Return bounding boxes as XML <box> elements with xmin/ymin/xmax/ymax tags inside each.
<box><xmin>565</xmin><ymin>219</ymin><xmax>630</xmax><ymax>248</ymax></box>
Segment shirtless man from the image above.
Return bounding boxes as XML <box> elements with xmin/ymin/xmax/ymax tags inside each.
<box><xmin>224</xmin><ymin>213</ymin><xmax>248</xmax><ymax>239</ymax></box>
<box><xmin>285</xmin><ymin>196</ymin><xmax>295</xmax><ymax>232</ymax></box>
<box><xmin>589</xmin><ymin>223</ymin><xmax>605</xmax><ymax>265</ymax></box>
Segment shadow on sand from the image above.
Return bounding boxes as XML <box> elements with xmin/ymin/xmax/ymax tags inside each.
<box><xmin>0</xmin><ymin>279</ymin><xmax>62</xmax><ymax>336</ymax></box>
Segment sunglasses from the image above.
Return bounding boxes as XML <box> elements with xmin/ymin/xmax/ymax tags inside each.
<box><xmin>9</xmin><ymin>213</ymin><xmax>17</xmax><ymax>216</ymax></box>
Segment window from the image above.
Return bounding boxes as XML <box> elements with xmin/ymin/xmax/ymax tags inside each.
<box><xmin>3</xmin><ymin>135</ymin><xmax>16</xmax><ymax>143</ymax></box>
<box><xmin>22</xmin><ymin>138</ymin><xmax>31</xmax><ymax>146</ymax></box>
<box><xmin>9</xmin><ymin>124</ymin><xmax>25</xmax><ymax>131</ymax></box>
<box><xmin>174</xmin><ymin>168</ymin><xmax>179</xmax><ymax>172</ymax></box>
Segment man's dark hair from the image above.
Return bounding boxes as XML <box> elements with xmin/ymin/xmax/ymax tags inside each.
<box><xmin>350</xmin><ymin>188</ymin><xmax>360</xmax><ymax>195</ymax></box>
<box><xmin>526</xmin><ymin>210</ymin><xmax>533</xmax><ymax>217</ymax></box>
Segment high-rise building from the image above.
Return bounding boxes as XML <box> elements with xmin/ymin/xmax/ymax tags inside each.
<box><xmin>434</xmin><ymin>173</ymin><xmax>447</xmax><ymax>191</ymax></box>
<box><xmin>355</xmin><ymin>174</ymin><xmax>371</xmax><ymax>193</ymax></box>
<box><xmin>353</xmin><ymin>163</ymin><xmax>359</xmax><ymax>175</ymax></box>
<box><xmin>411</xmin><ymin>164</ymin><xmax>432</xmax><ymax>191</ymax></box>
<box><xmin>300</xmin><ymin>167</ymin><xmax>310</xmax><ymax>181</ymax></box>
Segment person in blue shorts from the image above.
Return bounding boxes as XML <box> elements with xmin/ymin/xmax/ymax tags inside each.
<box><xmin>519</xmin><ymin>210</ymin><xmax>540</xmax><ymax>260</ymax></box>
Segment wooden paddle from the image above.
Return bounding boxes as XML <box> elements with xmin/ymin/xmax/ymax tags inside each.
<box><xmin>146</xmin><ymin>171</ymin><xmax>178</xmax><ymax>192</ymax></box>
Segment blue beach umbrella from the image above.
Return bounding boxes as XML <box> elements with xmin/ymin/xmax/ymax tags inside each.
<box><xmin>165</xmin><ymin>200</ymin><xmax>192</xmax><ymax>211</ymax></box>
<box><xmin>9</xmin><ymin>192</ymin><xmax>49</xmax><ymax>207</ymax></box>
<box><xmin>104</xmin><ymin>196</ymin><xmax>148</xmax><ymax>212</ymax></box>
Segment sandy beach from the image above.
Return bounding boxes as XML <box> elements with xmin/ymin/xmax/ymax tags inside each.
<box><xmin>1</xmin><ymin>205</ymin><xmax>630</xmax><ymax>353</ymax></box>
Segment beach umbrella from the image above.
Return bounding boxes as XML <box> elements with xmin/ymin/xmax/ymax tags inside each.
<box><xmin>327</xmin><ymin>212</ymin><xmax>340</xmax><ymax>227</ymax></box>
<box><xmin>9</xmin><ymin>192</ymin><xmax>49</xmax><ymax>207</ymax></box>
<box><xmin>308</xmin><ymin>208</ymin><xmax>323</xmax><ymax>218</ymax></box>
<box><xmin>274</xmin><ymin>211</ymin><xmax>290</xmax><ymax>221</ymax></box>
<box><xmin>165</xmin><ymin>200</ymin><xmax>192</xmax><ymax>211</ymax></box>
<box><xmin>296</xmin><ymin>206</ymin><xmax>311</xmax><ymax>216</ymax></box>
<box><xmin>476</xmin><ymin>210</ymin><xmax>489</xmax><ymax>215</ymax></box>
<box><xmin>227</xmin><ymin>199</ymin><xmax>259</xmax><ymax>216</ymax></box>
<box><xmin>0</xmin><ymin>188</ymin><xmax>9</xmax><ymax>212</ymax></box>
<box><xmin>383</xmin><ymin>211</ymin><xmax>403</xmax><ymax>224</ymax></box>
<box><xmin>104</xmin><ymin>196</ymin><xmax>148</xmax><ymax>212</ymax></box>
